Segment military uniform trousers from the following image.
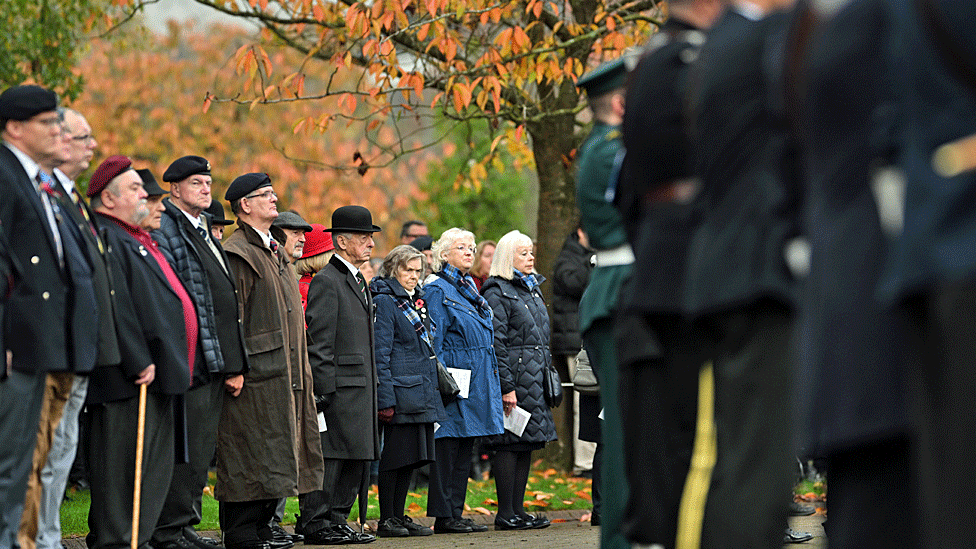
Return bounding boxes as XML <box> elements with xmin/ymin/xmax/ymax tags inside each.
<box><xmin>86</xmin><ymin>393</ymin><xmax>175</xmax><ymax>549</ymax></box>
<box><xmin>153</xmin><ymin>380</ymin><xmax>225</xmax><ymax>544</ymax></box>
<box><xmin>0</xmin><ymin>370</ymin><xmax>47</xmax><ymax>549</ymax></box>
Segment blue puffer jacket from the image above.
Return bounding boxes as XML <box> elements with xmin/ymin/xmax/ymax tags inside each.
<box><xmin>424</xmin><ymin>274</ymin><xmax>504</xmax><ymax>439</ymax></box>
<box><xmin>482</xmin><ymin>275</ymin><xmax>556</xmax><ymax>446</ymax></box>
<box><xmin>370</xmin><ymin>276</ymin><xmax>446</xmax><ymax>424</ymax></box>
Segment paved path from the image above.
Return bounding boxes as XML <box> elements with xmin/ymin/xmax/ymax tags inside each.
<box><xmin>63</xmin><ymin>509</ymin><xmax>825</xmax><ymax>549</ymax></box>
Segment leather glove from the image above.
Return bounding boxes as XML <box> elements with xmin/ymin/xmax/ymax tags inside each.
<box><xmin>314</xmin><ymin>392</ymin><xmax>334</xmax><ymax>413</ymax></box>
<box><xmin>378</xmin><ymin>407</ymin><xmax>395</xmax><ymax>423</ymax></box>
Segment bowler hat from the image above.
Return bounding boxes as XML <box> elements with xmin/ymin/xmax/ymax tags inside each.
<box><xmin>205</xmin><ymin>200</ymin><xmax>233</xmax><ymax>226</ymax></box>
<box><xmin>137</xmin><ymin>169</ymin><xmax>167</xmax><ymax>196</ymax></box>
<box><xmin>326</xmin><ymin>205</ymin><xmax>381</xmax><ymax>233</ymax></box>
<box><xmin>273</xmin><ymin>211</ymin><xmax>312</xmax><ymax>232</ymax></box>
<box><xmin>0</xmin><ymin>85</ymin><xmax>58</xmax><ymax>121</ymax></box>
<box><xmin>301</xmin><ymin>224</ymin><xmax>334</xmax><ymax>258</ymax></box>
<box><xmin>87</xmin><ymin>155</ymin><xmax>133</xmax><ymax>198</ymax></box>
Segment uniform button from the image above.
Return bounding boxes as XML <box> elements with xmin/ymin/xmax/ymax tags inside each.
<box><xmin>292</xmin><ymin>383</ymin><xmax>298</xmax><ymax>389</ymax></box>
<box><xmin>288</xmin><ymin>308</ymin><xmax>292</xmax><ymax>313</ymax></box>
<box><xmin>110</xmin><ymin>290</ymin><xmax>115</xmax><ymax>296</ymax></box>
<box><xmin>42</xmin><ymin>292</ymin><xmax>50</xmax><ymax>300</ymax></box>
<box><xmin>31</xmin><ymin>256</ymin><xmax>39</xmax><ymax>264</ymax></box>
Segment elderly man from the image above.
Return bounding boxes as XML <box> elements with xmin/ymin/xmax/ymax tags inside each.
<box><xmin>399</xmin><ymin>220</ymin><xmax>427</xmax><ymax>245</ymax></box>
<box><xmin>149</xmin><ymin>156</ymin><xmax>249</xmax><ymax>549</ymax></box>
<box><xmin>137</xmin><ymin>170</ymin><xmax>167</xmax><ymax>231</ymax></box>
<box><xmin>272</xmin><ymin>211</ymin><xmax>311</xmax><ymax>263</ymax></box>
<box><xmin>0</xmin><ymin>85</ymin><xmax>99</xmax><ymax>549</ymax></box>
<box><xmin>88</xmin><ymin>155</ymin><xmax>194</xmax><ymax>549</ymax></box>
<box><xmin>300</xmin><ymin>205</ymin><xmax>381</xmax><ymax>545</ymax></box>
<box><xmin>18</xmin><ymin>108</ymin><xmax>117</xmax><ymax>549</ymax></box>
<box><xmin>217</xmin><ymin>174</ymin><xmax>323</xmax><ymax>549</ymax></box>
<box><xmin>205</xmin><ymin>201</ymin><xmax>233</xmax><ymax>242</ymax></box>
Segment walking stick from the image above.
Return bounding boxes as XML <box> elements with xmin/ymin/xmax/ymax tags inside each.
<box><xmin>131</xmin><ymin>383</ymin><xmax>148</xmax><ymax>549</ymax></box>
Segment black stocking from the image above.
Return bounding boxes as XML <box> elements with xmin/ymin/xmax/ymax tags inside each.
<box><xmin>378</xmin><ymin>467</ymin><xmax>415</xmax><ymax>521</ymax></box>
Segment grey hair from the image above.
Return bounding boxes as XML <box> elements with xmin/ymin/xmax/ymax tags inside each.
<box><xmin>379</xmin><ymin>245</ymin><xmax>426</xmax><ymax>278</ymax></box>
<box><xmin>430</xmin><ymin>227</ymin><xmax>475</xmax><ymax>272</ymax></box>
<box><xmin>489</xmin><ymin>229</ymin><xmax>535</xmax><ymax>279</ymax></box>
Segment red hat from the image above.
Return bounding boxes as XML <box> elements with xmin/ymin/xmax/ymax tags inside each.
<box><xmin>301</xmin><ymin>224</ymin><xmax>334</xmax><ymax>259</ymax></box>
<box><xmin>87</xmin><ymin>155</ymin><xmax>133</xmax><ymax>198</ymax></box>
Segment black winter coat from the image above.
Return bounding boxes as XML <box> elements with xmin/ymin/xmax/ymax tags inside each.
<box><xmin>551</xmin><ymin>233</ymin><xmax>592</xmax><ymax>355</ymax></box>
<box><xmin>482</xmin><ymin>275</ymin><xmax>556</xmax><ymax>446</ymax></box>
<box><xmin>370</xmin><ymin>277</ymin><xmax>447</xmax><ymax>425</ymax></box>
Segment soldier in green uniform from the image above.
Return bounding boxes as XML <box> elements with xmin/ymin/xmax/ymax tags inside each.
<box><xmin>575</xmin><ymin>58</ymin><xmax>630</xmax><ymax>549</ymax></box>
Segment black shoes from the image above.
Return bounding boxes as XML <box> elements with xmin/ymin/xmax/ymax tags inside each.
<box><xmin>590</xmin><ymin>511</ymin><xmax>601</xmax><ymax>526</ymax></box>
<box><xmin>332</xmin><ymin>524</ymin><xmax>375</xmax><ymax>544</ymax></box>
<box><xmin>305</xmin><ymin>524</ymin><xmax>375</xmax><ymax>545</ymax></box>
<box><xmin>152</xmin><ymin>537</ymin><xmax>197</xmax><ymax>549</ymax></box>
<box><xmin>493</xmin><ymin>515</ymin><xmax>532</xmax><ymax>531</ymax></box>
<box><xmin>269</xmin><ymin>523</ymin><xmax>303</xmax><ymax>544</ymax></box>
<box><xmin>433</xmin><ymin>517</ymin><xmax>472</xmax><ymax>534</ymax></box>
<box><xmin>399</xmin><ymin>517</ymin><xmax>434</xmax><ymax>536</ymax></box>
<box><xmin>376</xmin><ymin>518</ymin><xmax>409</xmax><ymax>538</ymax></box>
<box><xmin>522</xmin><ymin>514</ymin><xmax>551</xmax><ymax>529</ymax></box>
<box><xmin>225</xmin><ymin>542</ymin><xmax>270</xmax><ymax>549</ymax></box>
<box><xmin>784</xmin><ymin>527</ymin><xmax>814</xmax><ymax>544</ymax></box>
<box><xmin>458</xmin><ymin>517</ymin><xmax>488</xmax><ymax>532</ymax></box>
<box><xmin>789</xmin><ymin>502</ymin><xmax>816</xmax><ymax>516</ymax></box>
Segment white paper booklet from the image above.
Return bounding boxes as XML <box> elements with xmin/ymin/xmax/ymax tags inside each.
<box><xmin>503</xmin><ymin>405</ymin><xmax>531</xmax><ymax>437</ymax></box>
<box><xmin>445</xmin><ymin>367</ymin><xmax>471</xmax><ymax>399</ymax></box>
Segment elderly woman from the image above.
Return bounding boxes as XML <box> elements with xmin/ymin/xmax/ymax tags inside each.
<box><xmin>295</xmin><ymin>224</ymin><xmax>334</xmax><ymax>312</ymax></box>
<box><xmin>481</xmin><ymin>230</ymin><xmax>556</xmax><ymax>530</ymax></box>
<box><xmin>424</xmin><ymin>228</ymin><xmax>504</xmax><ymax>534</ymax></box>
<box><xmin>367</xmin><ymin>245</ymin><xmax>445</xmax><ymax>538</ymax></box>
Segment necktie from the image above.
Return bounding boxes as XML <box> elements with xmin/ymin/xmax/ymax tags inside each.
<box><xmin>36</xmin><ymin>173</ymin><xmax>64</xmax><ymax>265</ymax></box>
<box><xmin>196</xmin><ymin>225</ymin><xmax>209</xmax><ymax>242</ymax></box>
<box><xmin>356</xmin><ymin>272</ymin><xmax>367</xmax><ymax>297</ymax></box>
<box><xmin>269</xmin><ymin>238</ymin><xmax>278</xmax><ymax>253</ymax></box>
<box><xmin>196</xmin><ymin>222</ymin><xmax>228</xmax><ymax>273</ymax></box>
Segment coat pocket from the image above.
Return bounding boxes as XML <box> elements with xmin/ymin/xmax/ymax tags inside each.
<box><xmin>244</xmin><ymin>330</ymin><xmax>286</xmax><ymax>381</ymax></box>
<box><xmin>392</xmin><ymin>374</ymin><xmax>425</xmax><ymax>414</ymax></box>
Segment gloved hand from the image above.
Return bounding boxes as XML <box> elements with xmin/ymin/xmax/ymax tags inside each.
<box><xmin>314</xmin><ymin>392</ymin><xmax>334</xmax><ymax>412</ymax></box>
<box><xmin>378</xmin><ymin>407</ymin><xmax>395</xmax><ymax>423</ymax></box>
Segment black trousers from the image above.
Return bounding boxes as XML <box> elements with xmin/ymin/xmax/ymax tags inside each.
<box><xmin>0</xmin><ymin>370</ymin><xmax>46</xmax><ymax>549</ymax></box>
<box><xmin>297</xmin><ymin>459</ymin><xmax>366</xmax><ymax>534</ymax></box>
<box><xmin>153</xmin><ymin>381</ymin><xmax>224</xmax><ymax>543</ymax></box>
<box><xmin>426</xmin><ymin>437</ymin><xmax>473</xmax><ymax>519</ymax></box>
<box><xmin>87</xmin><ymin>393</ymin><xmax>175</xmax><ymax>549</ymax></box>
<box><xmin>616</xmin><ymin>312</ymin><xmax>701</xmax><ymax>547</ymax></box>
<box><xmin>219</xmin><ymin>499</ymin><xmax>276</xmax><ymax>548</ymax></box>
<box><xmin>699</xmin><ymin>302</ymin><xmax>795</xmax><ymax>549</ymax></box>
<box><xmin>903</xmin><ymin>280</ymin><xmax>976</xmax><ymax>549</ymax></box>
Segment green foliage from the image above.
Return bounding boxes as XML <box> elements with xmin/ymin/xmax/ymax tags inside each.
<box><xmin>412</xmin><ymin>119</ymin><xmax>531</xmax><ymax>243</ymax></box>
<box><xmin>0</xmin><ymin>0</ymin><xmax>107</xmax><ymax>99</ymax></box>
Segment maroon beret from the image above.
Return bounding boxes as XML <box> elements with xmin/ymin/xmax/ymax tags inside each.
<box><xmin>87</xmin><ymin>155</ymin><xmax>133</xmax><ymax>198</ymax></box>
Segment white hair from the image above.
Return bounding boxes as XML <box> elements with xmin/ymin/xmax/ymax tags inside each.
<box><xmin>489</xmin><ymin>229</ymin><xmax>535</xmax><ymax>279</ymax></box>
<box><xmin>431</xmin><ymin>227</ymin><xmax>475</xmax><ymax>272</ymax></box>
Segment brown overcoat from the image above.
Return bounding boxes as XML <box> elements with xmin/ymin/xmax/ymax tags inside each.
<box><xmin>214</xmin><ymin>220</ymin><xmax>324</xmax><ymax>501</ymax></box>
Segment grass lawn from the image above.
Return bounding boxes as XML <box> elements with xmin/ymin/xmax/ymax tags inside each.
<box><xmin>59</xmin><ymin>461</ymin><xmax>593</xmax><ymax>538</ymax></box>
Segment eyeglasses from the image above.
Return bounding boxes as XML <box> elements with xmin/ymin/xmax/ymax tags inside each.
<box><xmin>71</xmin><ymin>133</ymin><xmax>95</xmax><ymax>144</ymax></box>
<box><xmin>244</xmin><ymin>189</ymin><xmax>277</xmax><ymax>200</ymax></box>
<box><xmin>454</xmin><ymin>245</ymin><xmax>476</xmax><ymax>254</ymax></box>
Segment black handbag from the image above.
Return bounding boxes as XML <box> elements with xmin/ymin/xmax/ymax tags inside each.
<box><xmin>437</xmin><ymin>360</ymin><xmax>460</xmax><ymax>405</ymax></box>
<box><xmin>543</xmin><ymin>360</ymin><xmax>563</xmax><ymax>408</ymax></box>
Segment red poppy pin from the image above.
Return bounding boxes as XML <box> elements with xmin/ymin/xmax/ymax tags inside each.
<box><xmin>415</xmin><ymin>298</ymin><xmax>425</xmax><ymax>309</ymax></box>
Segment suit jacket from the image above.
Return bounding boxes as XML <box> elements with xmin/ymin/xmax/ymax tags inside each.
<box><xmin>305</xmin><ymin>254</ymin><xmax>379</xmax><ymax>461</ymax></box>
<box><xmin>880</xmin><ymin>0</ymin><xmax>976</xmax><ymax>300</ymax></box>
<box><xmin>0</xmin><ymin>145</ymin><xmax>79</xmax><ymax>375</ymax></box>
<box><xmin>53</xmin><ymin>172</ymin><xmax>121</xmax><ymax>368</ymax></box>
<box><xmin>683</xmin><ymin>8</ymin><xmax>801</xmax><ymax>318</ymax></box>
<box><xmin>87</xmin><ymin>214</ymin><xmax>191</xmax><ymax>405</ymax></box>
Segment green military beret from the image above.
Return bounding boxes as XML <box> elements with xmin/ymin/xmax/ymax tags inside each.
<box><xmin>577</xmin><ymin>57</ymin><xmax>627</xmax><ymax>98</ymax></box>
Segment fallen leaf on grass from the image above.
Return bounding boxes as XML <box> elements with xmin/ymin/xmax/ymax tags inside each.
<box><xmin>552</xmin><ymin>518</ymin><xmax>567</xmax><ymax>523</ymax></box>
<box><xmin>541</xmin><ymin>468</ymin><xmax>558</xmax><ymax>479</ymax></box>
<box><xmin>472</xmin><ymin>507</ymin><xmax>493</xmax><ymax>515</ymax></box>
<box><xmin>575</xmin><ymin>490</ymin><xmax>592</xmax><ymax>502</ymax></box>
<box><xmin>562</xmin><ymin>500</ymin><xmax>574</xmax><ymax>505</ymax></box>
<box><xmin>580</xmin><ymin>512</ymin><xmax>592</xmax><ymax>522</ymax></box>
<box><xmin>482</xmin><ymin>498</ymin><xmax>498</xmax><ymax>506</ymax></box>
<box><xmin>524</xmin><ymin>499</ymin><xmax>550</xmax><ymax>508</ymax></box>
<box><xmin>534</xmin><ymin>492</ymin><xmax>553</xmax><ymax>500</ymax></box>
<box><xmin>407</xmin><ymin>492</ymin><xmax>422</xmax><ymax>498</ymax></box>
<box><xmin>407</xmin><ymin>502</ymin><xmax>423</xmax><ymax>513</ymax></box>
<box><xmin>202</xmin><ymin>486</ymin><xmax>213</xmax><ymax>496</ymax></box>
<box><xmin>554</xmin><ymin>478</ymin><xmax>566</xmax><ymax>484</ymax></box>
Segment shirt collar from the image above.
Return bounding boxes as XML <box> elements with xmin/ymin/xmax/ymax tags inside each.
<box><xmin>3</xmin><ymin>142</ymin><xmax>42</xmax><ymax>183</ymax></box>
<box><xmin>53</xmin><ymin>169</ymin><xmax>74</xmax><ymax>194</ymax></box>
<box><xmin>335</xmin><ymin>253</ymin><xmax>360</xmax><ymax>277</ymax></box>
<box><xmin>733</xmin><ymin>1</ymin><xmax>766</xmax><ymax>21</ymax></box>
<box><xmin>178</xmin><ymin>206</ymin><xmax>204</xmax><ymax>230</ymax></box>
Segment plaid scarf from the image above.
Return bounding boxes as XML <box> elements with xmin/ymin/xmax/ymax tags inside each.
<box><xmin>394</xmin><ymin>291</ymin><xmax>434</xmax><ymax>352</ymax></box>
<box><xmin>439</xmin><ymin>263</ymin><xmax>492</xmax><ymax>319</ymax></box>
<box><xmin>513</xmin><ymin>269</ymin><xmax>540</xmax><ymax>292</ymax></box>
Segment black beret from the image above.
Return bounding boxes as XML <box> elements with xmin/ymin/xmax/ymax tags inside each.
<box><xmin>136</xmin><ymin>169</ymin><xmax>167</xmax><ymax>196</ymax></box>
<box><xmin>272</xmin><ymin>211</ymin><xmax>312</xmax><ymax>232</ymax></box>
<box><xmin>0</xmin><ymin>85</ymin><xmax>58</xmax><ymax>121</ymax></box>
<box><xmin>577</xmin><ymin>57</ymin><xmax>627</xmax><ymax>97</ymax></box>
<box><xmin>409</xmin><ymin>235</ymin><xmax>433</xmax><ymax>251</ymax></box>
<box><xmin>87</xmin><ymin>155</ymin><xmax>133</xmax><ymax>198</ymax></box>
<box><xmin>224</xmin><ymin>173</ymin><xmax>272</xmax><ymax>202</ymax></box>
<box><xmin>205</xmin><ymin>200</ymin><xmax>234</xmax><ymax>226</ymax></box>
<box><xmin>163</xmin><ymin>155</ymin><xmax>211</xmax><ymax>182</ymax></box>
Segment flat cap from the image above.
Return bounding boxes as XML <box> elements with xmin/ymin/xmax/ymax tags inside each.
<box><xmin>577</xmin><ymin>57</ymin><xmax>627</xmax><ymax>97</ymax></box>
<box><xmin>225</xmin><ymin>173</ymin><xmax>271</xmax><ymax>202</ymax></box>
<box><xmin>273</xmin><ymin>211</ymin><xmax>312</xmax><ymax>232</ymax></box>
<box><xmin>205</xmin><ymin>200</ymin><xmax>233</xmax><ymax>226</ymax></box>
<box><xmin>163</xmin><ymin>155</ymin><xmax>211</xmax><ymax>182</ymax></box>
<box><xmin>302</xmin><ymin>224</ymin><xmax>334</xmax><ymax>258</ymax></box>
<box><xmin>137</xmin><ymin>168</ymin><xmax>167</xmax><ymax>196</ymax></box>
<box><xmin>0</xmin><ymin>85</ymin><xmax>58</xmax><ymax>121</ymax></box>
<box><xmin>87</xmin><ymin>155</ymin><xmax>133</xmax><ymax>198</ymax></box>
